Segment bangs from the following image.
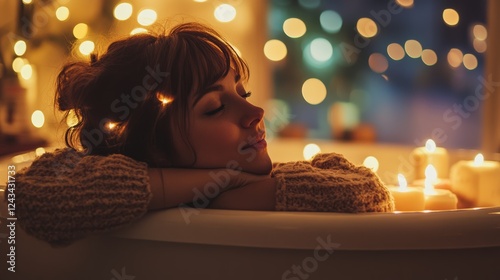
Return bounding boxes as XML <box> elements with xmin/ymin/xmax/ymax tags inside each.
<box><xmin>161</xmin><ymin>23</ymin><xmax>249</xmax><ymax>106</ymax></box>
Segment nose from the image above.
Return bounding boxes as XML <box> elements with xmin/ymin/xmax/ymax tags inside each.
<box><xmin>241</xmin><ymin>103</ymin><xmax>264</xmax><ymax>128</ymax></box>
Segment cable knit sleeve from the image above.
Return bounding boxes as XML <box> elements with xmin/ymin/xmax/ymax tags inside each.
<box><xmin>14</xmin><ymin>148</ymin><xmax>151</xmax><ymax>246</ymax></box>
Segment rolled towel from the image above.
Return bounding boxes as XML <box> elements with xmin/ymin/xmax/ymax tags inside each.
<box><xmin>271</xmin><ymin>153</ymin><xmax>394</xmax><ymax>213</ymax></box>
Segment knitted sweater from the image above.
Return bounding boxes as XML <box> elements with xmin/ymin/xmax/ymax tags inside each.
<box><xmin>9</xmin><ymin>148</ymin><xmax>394</xmax><ymax>246</ymax></box>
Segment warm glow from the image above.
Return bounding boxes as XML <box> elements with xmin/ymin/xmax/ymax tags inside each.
<box><xmin>368</xmin><ymin>53</ymin><xmax>388</xmax><ymax>73</ymax></box>
<box><xmin>31</xmin><ymin>110</ymin><xmax>45</xmax><ymax>128</ymax></box>
<box><xmin>79</xmin><ymin>40</ymin><xmax>95</xmax><ymax>56</ymax></box>
<box><xmin>303</xmin><ymin>143</ymin><xmax>321</xmax><ymax>160</ymax></box>
<box><xmin>356</xmin><ymin>18</ymin><xmax>378</xmax><ymax>38</ymax></box>
<box><xmin>363</xmin><ymin>156</ymin><xmax>379</xmax><ymax>172</ymax></box>
<box><xmin>425</xmin><ymin>164</ymin><xmax>438</xmax><ymax>182</ymax></box>
<box><xmin>137</xmin><ymin>9</ymin><xmax>157</xmax><ymax>26</ymax></box>
<box><xmin>283</xmin><ymin>18</ymin><xmax>307</xmax><ymax>38</ymax></box>
<box><xmin>22</xmin><ymin>0</ymin><xmax>32</xmax><ymax>4</ymax></box>
<box><xmin>473</xmin><ymin>39</ymin><xmax>487</xmax><ymax>53</ymax></box>
<box><xmin>264</xmin><ymin>39</ymin><xmax>287</xmax><ymax>61</ymax></box>
<box><xmin>56</xmin><ymin>6</ymin><xmax>70</xmax><ymax>21</ymax></box>
<box><xmin>130</xmin><ymin>27</ymin><xmax>148</xmax><ymax>35</ymax></box>
<box><xmin>35</xmin><ymin>147</ymin><xmax>46</xmax><ymax>157</ymax></box>
<box><xmin>421</xmin><ymin>49</ymin><xmax>437</xmax><ymax>66</ymax></box>
<box><xmin>114</xmin><ymin>2</ymin><xmax>133</xmax><ymax>21</ymax></box>
<box><xmin>472</xmin><ymin>24</ymin><xmax>487</xmax><ymax>40</ymax></box>
<box><xmin>20</xmin><ymin>64</ymin><xmax>32</xmax><ymax>80</ymax></box>
<box><xmin>443</xmin><ymin>8</ymin><xmax>459</xmax><ymax>26</ymax></box>
<box><xmin>425</xmin><ymin>139</ymin><xmax>436</xmax><ymax>153</ymax></box>
<box><xmin>301</xmin><ymin>78</ymin><xmax>327</xmax><ymax>105</ymax></box>
<box><xmin>320</xmin><ymin>10</ymin><xmax>342</xmax><ymax>33</ymax></box>
<box><xmin>447</xmin><ymin>48</ymin><xmax>463</xmax><ymax>68</ymax></box>
<box><xmin>473</xmin><ymin>153</ymin><xmax>484</xmax><ymax>166</ymax></box>
<box><xmin>396</xmin><ymin>0</ymin><xmax>414</xmax><ymax>8</ymax></box>
<box><xmin>106</xmin><ymin>122</ymin><xmax>117</xmax><ymax>131</ymax></box>
<box><xmin>14</xmin><ymin>40</ymin><xmax>27</xmax><ymax>56</ymax></box>
<box><xmin>12</xmin><ymin>57</ymin><xmax>26</xmax><ymax>72</ymax></box>
<box><xmin>397</xmin><ymin>174</ymin><xmax>408</xmax><ymax>191</ymax></box>
<box><xmin>214</xmin><ymin>4</ymin><xmax>236</xmax><ymax>22</ymax></box>
<box><xmin>66</xmin><ymin>110</ymin><xmax>79</xmax><ymax>127</ymax></box>
<box><xmin>157</xmin><ymin>92</ymin><xmax>174</xmax><ymax>105</ymax></box>
<box><xmin>387</xmin><ymin>43</ymin><xmax>405</xmax><ymax>60</ymax></box>
<box><xmin>463</xmin><ymin>53</ymin><xmax>478</xmax><ymax>70</ymax></box>
<box><xmin>194</xmin><ymin>0</ymin><xmax>207</xmax><ymax>2</ymax></box>
<box><xmin>404</xmin><ymin>40</ymin><xmax>422</xmax><ymax>58</ymax></box>
<box><xmin>73</xmin><ymin>23</ymin><xmax>88</xmax><ymax>39</ymax></box>
<box><xmin>310</xmin><ymin>38</ymin><xmax>333</xmax><ymax>62</ymax></box>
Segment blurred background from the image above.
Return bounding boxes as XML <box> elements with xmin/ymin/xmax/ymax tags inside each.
<box><xmin>0</xmin><ymin>0</ymin><xmax>497</xmax><ymax>157</ymax></box>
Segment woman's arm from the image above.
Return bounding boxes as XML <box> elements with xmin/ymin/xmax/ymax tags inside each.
<box><xmin>207</xmin><ymin>177</ymin><xmax>277</xmax><ymax>211</ymax></box>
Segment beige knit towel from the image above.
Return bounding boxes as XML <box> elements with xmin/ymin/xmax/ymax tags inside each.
<box><xmin>271</xmin><ymin>153</ymin><xmax>395</xmax><ymax>213</ymax></box>
<box><xmin>13</xmin><ymin>148</ymin><xmax>151</xmax><ymax>246</ymax></box>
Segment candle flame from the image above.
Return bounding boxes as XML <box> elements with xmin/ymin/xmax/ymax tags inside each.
<box><xmin>425</xmin><ymin>139</ymin><xmax>436</xmax><ymax>153</ymax></box>
<box><xmin>397</xmin><ymin>173</ymin><xmax>407</xmax><ymax>191</ymax></box>
<box><xmin>424</xmin><ymin>164</ymin><xmax>437</xmax><ymax>194</ymax></box>
<box><xmin>473</xmin><ymin>153</ymin><xmax>484</xmax><ymax>166</ymax></box>
<box><xmin>363</xmin><ymin>156</ymin><xmax>379</xmax><ymax>172</ymax></box>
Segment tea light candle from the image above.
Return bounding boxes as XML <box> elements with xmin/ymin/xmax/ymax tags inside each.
<box><xmin>424</xmin><ymin>165</ymin><xmax>457</xmax><ymax>210</ymax></box>
<box><xmin>411</xmin><ymin>139</ymin><xmax>449</xmax><ymax>180</ymax></box>
<box><xmin>450</xmin><ymin>153</ymin><xmax>500</xmax><ymax>207</ymax></box>
<box><xmin>388</xmin><ymin>174</ymin><xmax>425</xmax><ymax>211</ymax></box>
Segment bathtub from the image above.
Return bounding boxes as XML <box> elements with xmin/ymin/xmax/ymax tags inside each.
<box><xmin>0</xmin><ymin>139</ymin><xmax>499</xmax><ymax>280</ymax></box>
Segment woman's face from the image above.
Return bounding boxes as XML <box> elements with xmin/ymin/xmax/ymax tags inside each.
<box><xmin>174</xmin><ymin>70</ymin><xmax>272</xmax><ymax>175</ymax></box>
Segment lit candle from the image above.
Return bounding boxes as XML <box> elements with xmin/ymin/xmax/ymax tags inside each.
<box><xmin>450</xmin><ymin>153</ymin><xmax>500</xmax><ymax>207</ymax></box>
<box><xmin>363</xmin><ymin>156</ymin><xmax>379</xmax><ymax>173</ymax></box>
<box><xmin>411</xmin><ymin>139</ymin><xmax>449</xmax><ymax>180</ymax></box>
<box><xmin>423</xmin><ymin>165</ymin><xmax>458</xmax><ymax>210</ymax></box>
<box><xmin>388</xmin><ymin>174</ymin><xmax>425</xmax><ymax>211</ymax></box>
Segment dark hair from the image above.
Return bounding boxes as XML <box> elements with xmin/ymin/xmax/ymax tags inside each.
<box><xmin>56</xmin><ymin>22</ymin><xmax>249</xmax><ymax>167</ymax></box>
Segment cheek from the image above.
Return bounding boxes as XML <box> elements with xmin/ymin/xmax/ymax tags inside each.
<box><xmin>190</xmin><ymin>122</ymin><xmax>240</xmax><ymax>151</ymax></box>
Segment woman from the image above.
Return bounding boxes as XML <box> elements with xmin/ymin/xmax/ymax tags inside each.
<box><xmin>13</xmin><ymin>22</ymin><xmax>394</xmax><ymax>246</ymax></box>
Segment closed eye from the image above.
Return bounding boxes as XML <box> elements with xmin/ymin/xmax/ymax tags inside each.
<box><xmin>205</xmin><ymin>105</ymin><xmax>225</xmax><ymax>116</ymax></box>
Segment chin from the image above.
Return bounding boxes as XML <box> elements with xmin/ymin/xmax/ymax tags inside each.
<box><xmin>242</xmin><ymin>156</ymin><xmax>273</xmax><ymax>175</ymax></box>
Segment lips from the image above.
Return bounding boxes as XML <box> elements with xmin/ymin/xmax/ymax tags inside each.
<box><xmin>242</xmin><ymin>133</ymin><xmax>267</xmax><ymax>150</ymax></box>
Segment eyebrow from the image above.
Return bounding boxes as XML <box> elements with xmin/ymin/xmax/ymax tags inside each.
<box><xmin>192</xmin><ymin>73</ymin><xmax>242</xmax><ymax>107</ymax></box>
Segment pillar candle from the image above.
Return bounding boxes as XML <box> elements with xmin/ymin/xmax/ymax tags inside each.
<box><xmin>450</xmin><ymin>153</ymin><xmax>500</xmax><ymax>207</ymax></box>
<box><xmin>411</xmin><ymin>139</ymin><xmax>449</xmax><ymax>180</ymax></box>
<box><xmin>388</xmin><ymin>174</ymin><xmax>425</xmax><ymax>211</ymax></box>
<box><xmin>423</xmin><ymin>165</ymin><xmax>458</xmax><ymax>210</ymax></box>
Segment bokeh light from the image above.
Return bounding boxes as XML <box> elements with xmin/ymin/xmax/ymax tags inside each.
<box><xmin>12</xmin><ymin>57</ymin><xmax>26</xmax><ymax>72</ymax></box>
<box><xmin>264</xmin><ymin>39</ymin><xmax>287</xmax><ymax>61</ymax></box>
<box><xmin>298</xmin><ymin>0</ymin><xmax>320</xmax><ymax>9</ymax></box>
<box><xmin>363</xmin><ymin>156</ymin><xmax>379</xmax><ymax>172</ymax></box>
<box><xmin>66</xmin><ymin>110</ymin><xmax>79</xmax><ymax>127</ymax></box>
<box><xmin>130</xmin><ymin>27</ymin><xmax>148</xmax><ymax>35</ymax></box>
<box><xmin>303</xmin><ymin>143</ymin><xmax>321</xmax><ymax>160</ymax></box>
<box><xmin>472</xmin><ymin>24</ymin><xmax>487</xmax><ymax>40</ymax></box>
<box><xmin>31</xmin><ymin>110</ymin><xmax>45</xmax><ymax>128</ymax></box>
<box><xmin>320</xmin><ymin>10</ymin><xmax>342</xmax><ymax>33</ymax></box>
<box><xmin>463</xmin><ymin>53</ymin><xmax>478</xmax><ymax>70</ymax></box>
<box><xmin>447</xmin><ymin>48</ymin><xmax>463</xmax><ymax>68</ymax></box>
<box><xmin>387</xmin><ymin>43</ymin><xmax>405</xmax><ymax>60</ymax></box>
<box><xmin>214</xmin><ymin>4</ymin><xmax>236</xmax><ymax>22</ymax></box>
<box><xmin>396</xmin><ymin>0</ymin><xmax>414</xmax><ymax>8</ymax></box>
<box><xmin>302</xmin><ymin>78</ymin><xmax>327</xmax><ymax>105</ymax></box>
<box><xmin>356</xmin><ymin>18</ymin><xmax>378</xmax><ymax>38</ymax></box>
<box><xmin>310</xmin><ymin>38</ymin><xmax>333</xmax><ymax>62</ymax></box>
<box><xmin>56</xmin><ymin>6</ymin><xmax>70</xmax><ymax>21</ymax></box>
<box><xmin>443</xmin><ymin>8</ymin><xmax>459</xmax><ymax>26</ymax></box>
<box><xmin>114</xmin><ymin>2</ymin><xmax>133</xmax><ymax>21</ymax></box>
<box><xmin>79</xmin><ymin>40</ymin><xmax>95</xmax><ymax>56</ymax></box>
<box><xmin>421</xmin><ymin>49</ymin><xmax>438</xmax><ymax>66</ymax></box>
<box><xmin>283</xmin><ymin>18</ymin><xmax>306</xmax><ymax>38</ymax></box>
<box><xmin>473</xmin><ymin>39</ymin><xmax>487</xmax><ymax>53</ymax></box>
<box><xmin>137</xmin><ymin>9</ymin><xmax>157</xmax><ymax>26</ymax></box>
<box><xmin>20</xmin><ymin>64</ymin><xmax>32</xmax><ymax>80</ymax></box>
<box><xmin>14</xmin><ymin>40</ymin><xmax>27</xmax><ymax>56</ymax></box>
<box><xmin>368</xmin><ymin>53</ymin><xmax>388</xmax><ymax>73</ymax></box>
<box><xmin>404</xmin><ymin>39</ymin><xmax>422</xmax><ymax>58</ymax></box>
<box><xmin>73</xmin><ymin>23</ymin><xmax>88</xmax><ymax>39</ymax></box>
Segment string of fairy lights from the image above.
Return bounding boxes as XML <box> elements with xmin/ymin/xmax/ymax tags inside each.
<box><xmin>4</xmin><ymin>0</ymin><xmax>489</xmax><ymax>133</ymax></box>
